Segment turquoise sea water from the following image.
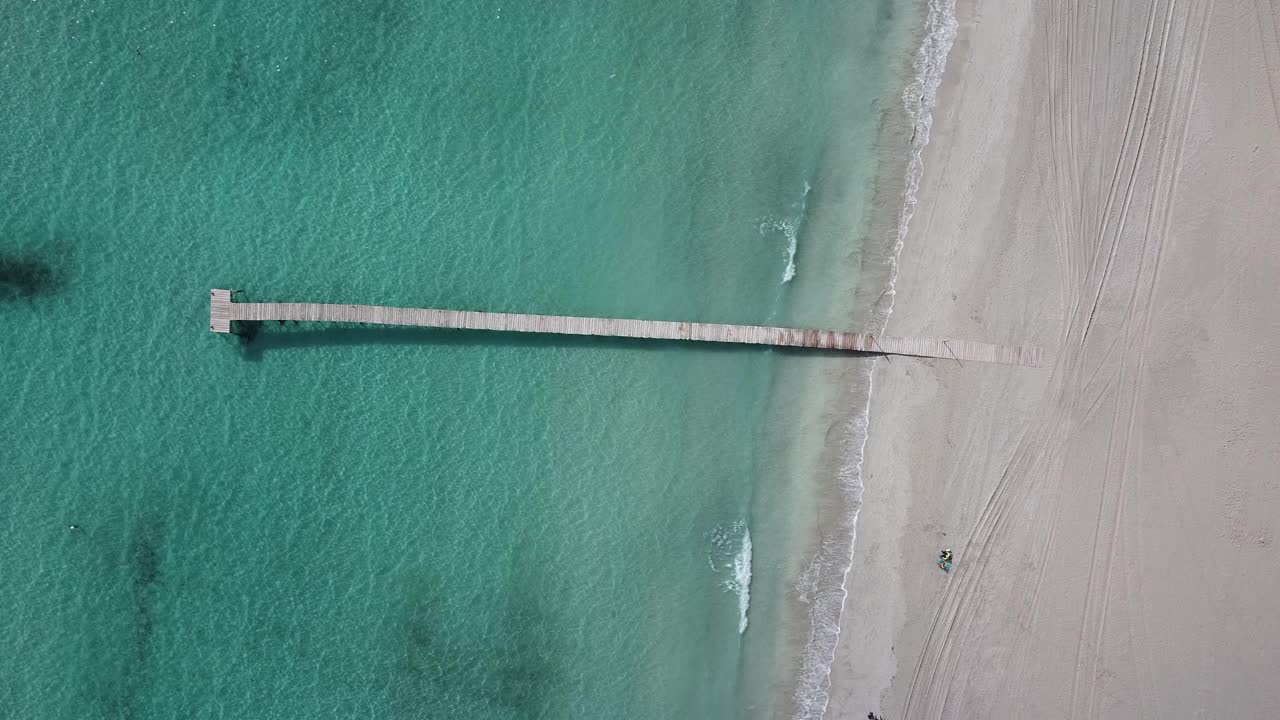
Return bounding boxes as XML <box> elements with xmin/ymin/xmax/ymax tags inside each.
<box><xmin>1</xmin><ymin>2</ymin><xmax>915</xmax><ymax>718</ymax></box>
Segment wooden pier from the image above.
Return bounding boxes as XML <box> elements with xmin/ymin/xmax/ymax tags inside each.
<box><xmin>209</xmin><ymin>289</ymin><xmax>1041</xmax><ymax>367</ymax></box>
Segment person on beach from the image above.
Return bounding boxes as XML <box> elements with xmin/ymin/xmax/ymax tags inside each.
<box><xmin>938</xmin><ymin>549</ymin><xmax>953</xmax><ymax>572</ymax></box>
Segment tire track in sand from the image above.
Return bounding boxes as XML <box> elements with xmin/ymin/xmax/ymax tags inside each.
<box><xmin>898</xmin><ymin>1</ymin><xmax>1211</xmax><ymax>717</ymax></box>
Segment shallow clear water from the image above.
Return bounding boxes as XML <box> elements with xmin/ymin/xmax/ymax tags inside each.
<box><xmin>0</xmin><ymin>1</ymin><xmax>913</xmax><ymax>717</ymax></box>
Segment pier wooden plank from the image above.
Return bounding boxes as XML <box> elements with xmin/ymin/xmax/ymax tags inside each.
<box><xmin>210</xmin><ymin>289</ymin><xmax>232</xmax><ymax>334</ymax></box>
<box><xmin>209</xmin><ymin>290</ymin><xmax>1041</xmax><ymax>367</ymax></box>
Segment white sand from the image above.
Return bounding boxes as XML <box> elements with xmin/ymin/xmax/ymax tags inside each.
<box><xmin>825</xmin><ymin>0</ymin><xmax>1280</xmax><ymax>717</ymax></box>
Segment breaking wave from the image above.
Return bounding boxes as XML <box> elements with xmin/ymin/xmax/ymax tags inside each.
<box><xmin>709</xmin><ymin>521</ymin><xmax>754</xmax><ymax>635</ymax></box>
<box><xmin>733</xmin><ymin>527</ymin><xmax>752</xmax><ymax>634</ymax></box>
<box><xmin>761</xmin><ymin>181</ymin><xmax>812</xmax><ymax>285</ymax></box>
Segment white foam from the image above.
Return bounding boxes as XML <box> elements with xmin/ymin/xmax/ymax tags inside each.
<box><xmin>757</xmin><ymin>214</ymin><xmax>801</xmax><ymax>284</ymax></box>
<box><xmin>790</xmin><ymin>1</ymin><xmax>958</xmax><ymax>718</ymax></box>
<box><xmin>733</xmin><ymin>526</ymin><xmax>753</xmax><ymax>635</ymax></box>
<box><xmin>761</xmin><ymin>182</ymin><xmax>812</xmax><ymax>285</ymax></box>
<box><xmin>780</xmin><ymin>218</ymin><xmax>800</xmax><ymax>284</ymax></box>
<box><xmin>709</xmin><ymin>521</ymin><xmax>754</xmax><ymax>635</ymax></box>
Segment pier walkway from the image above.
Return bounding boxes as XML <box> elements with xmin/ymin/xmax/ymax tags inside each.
<box><xmin>210</xmin><ymin>289</ymin><xmax>1041</xmax><ymax>367</ymax></box>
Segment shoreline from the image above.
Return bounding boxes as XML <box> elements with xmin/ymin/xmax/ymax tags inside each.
<box><xmin>824</xmin><ymin>0</ymin><xmax>1063</xmax><ymax>713</ymax></box>
<box><xmin>766</xmin><ymin>0</ymin><xmax>961</xmax><ymax>717</ymax></box>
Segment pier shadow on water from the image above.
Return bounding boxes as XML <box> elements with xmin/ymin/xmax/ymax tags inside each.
<box><xmin>230</xmin><ymin>323</ymin><xmax>879</xmax><ymax>363</ymax></box>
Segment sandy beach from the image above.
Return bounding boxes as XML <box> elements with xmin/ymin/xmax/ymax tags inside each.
<box><xmin>826</xmin><ymin>0</ymin><xmax>1280</xmax><ymax>717</ymax></box>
